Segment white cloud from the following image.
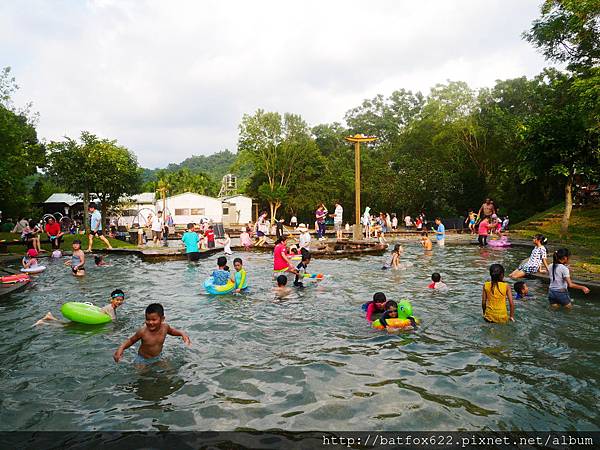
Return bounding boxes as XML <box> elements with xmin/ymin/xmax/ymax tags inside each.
<box><xmin>0</xmin><ymin>0</ymin><xmax>548</xmax><ymax>168</ymax></box>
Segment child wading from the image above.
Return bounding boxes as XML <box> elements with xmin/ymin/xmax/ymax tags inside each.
<box><xmin>113</xmin><ymin>303</ymin><xmax>191</xmax><ymax>365</ymax></box>
<box><xmin>548</xmin><ymin>248</ymin><xmax>589</xmax><ymax>309</ymax></box>
<box><xmin>482</xmin><ymin>264</ymin><xmax>514</xmax><ymax>324</ymax></box>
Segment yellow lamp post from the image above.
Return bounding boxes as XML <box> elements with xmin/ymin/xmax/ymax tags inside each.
<box><xmin>344</xmin><ymin>133</ymin><xmax>377</xmax><ymax>240</ymax></box>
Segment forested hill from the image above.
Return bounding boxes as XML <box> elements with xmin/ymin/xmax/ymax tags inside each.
<box><xmin>142</xmin><ymin>150</ymin><xmax>237</xmax><ymax>182</ymax></box>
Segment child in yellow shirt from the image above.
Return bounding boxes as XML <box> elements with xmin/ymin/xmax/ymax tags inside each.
<box><xmin>482</xmin><ymin>264</ymin><xmax>514</xmax><ymax>323</ymax></box>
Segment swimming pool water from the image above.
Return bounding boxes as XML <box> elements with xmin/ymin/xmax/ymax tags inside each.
<box><xmin>1</xmin><ymin>243</ymin><xmax>599</xmax><ymax>431</ymax></box>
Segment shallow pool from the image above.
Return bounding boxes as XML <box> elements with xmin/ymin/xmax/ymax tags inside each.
<box><xmin>1</xmin><ymin>243</ymin><xmax>599</xmax><ymax>431</ymax></box>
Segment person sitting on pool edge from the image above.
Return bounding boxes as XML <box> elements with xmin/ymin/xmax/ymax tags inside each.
<box><xmin>35</xmin><ymin>289</ymin><xmax>125</xmax><ymax>326</ymax></box>
<box><xmin>211</xmin><ymin>256</ymin><xmax>230</xmax><ymax>286</ymax></box>
<box><xmin>113</xmin><ymin>303</ymin><xmax>191</xmax><ymax>365</ymax></box>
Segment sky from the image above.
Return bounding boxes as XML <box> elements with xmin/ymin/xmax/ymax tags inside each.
<box><xmin>1</xmin><ymin>0</ymin><xmax>550</xmax><ymax>168</ymax></box>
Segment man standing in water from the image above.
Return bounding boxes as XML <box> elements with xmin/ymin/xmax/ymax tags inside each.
<box><xmin>87</xmin><ymin>203</ymin><xmax>113</xmax><ymax>252</ymax></box>
<box><xmin>477</xmin><ymin>198</ymin><xmax>496</xmax><ymax>221</ymax></box>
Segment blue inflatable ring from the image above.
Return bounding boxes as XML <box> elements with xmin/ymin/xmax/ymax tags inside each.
<box><xmin>204</xmin><ymin>278</ymin><xmax>235</xmax><ymax>295</ymax></box>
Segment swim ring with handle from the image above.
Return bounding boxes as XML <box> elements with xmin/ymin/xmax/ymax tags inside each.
<box><xmin>60</xmin><ymin>302</ymin><xmax>112</xmax><ymax>325</ymax></box>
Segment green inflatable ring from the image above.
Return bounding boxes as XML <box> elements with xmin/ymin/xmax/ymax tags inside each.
<box><xmin>61</xmin><ymin>302</ymin><xmax>112</xmax><ymax>325</ymax></box>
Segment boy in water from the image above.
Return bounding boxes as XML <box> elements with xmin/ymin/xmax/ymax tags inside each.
<box><xmin>35</xmin><ymin>289</ymin><xmax>125</xmax><ymax>325</ymax></box>
<box><xmin>294</xmin><ymin>252</ymin><xmax>311</xmax><ymax>287</ymax></box>
<box><xmin>428</xmin><ymin>273</ymin><xmax>448</xmax><ymax>290</ymax></box>
<box><xmin>273</xmin><ymin>274</ymin><xmax>292</xmax><ymax>297</ymax></box>
<box><xmin>514</xmin><ymin>281</ymin><xmax>530</xmax><ymax>300</ymax></box>
<box><xmin>113</xmin><ymin>303</ymin><xmax>190</xmax><ymax>365</ymax></box>
<box><xmin>212</xmin><ymin>256</ymin><xmax>231</xmax><ymax>285</ymax></box>
<box><xmin>420</xmin><ymin>231</ymin><xmax>433</xmax><ymax>251</ymax></box>
<box><xmin>231</xmin><ymin>257</ymin><xmax>248</xmax><ymax>293</ymax></box>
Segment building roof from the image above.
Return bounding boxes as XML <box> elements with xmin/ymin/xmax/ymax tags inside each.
<box><xmin>165</xmin><ymin>192</ymin><xmax>221</xmax><ymax>202</ymax></box>
<box><xmin>45</xmin><ymin>192</ymin><xmax>156</xmax><ymax>206</ymax></box>
<box><xmin>126</xmin><ymin>192</ymin><xmax>155</xmax><ymax>204</ymax></box>
<box><xmin>220</xmin><ymin>194</ymin><xmax>253</xmax><ymax>201</ymax></box>
<box><xmin>44</xmin><ymin>193</ymin><xmax>83</xmax><ymax>206</ymax></box>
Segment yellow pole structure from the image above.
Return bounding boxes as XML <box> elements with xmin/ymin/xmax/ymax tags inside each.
<box><xmin>345</xmin><ymin>134</ymin><xmax>377</xmax><ymax>240</ymax></box>
<box><xmin>354</xmin><ymin>141</ymin><xmax>361</xmax><ymax>239</ymax></box>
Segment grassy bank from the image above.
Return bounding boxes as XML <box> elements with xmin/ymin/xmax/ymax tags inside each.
<box><xmin>513</xmin><ymin>204</ymin><xmax>600</xmax><ymax>277</ymax></box>
<box><xmin>0</xmin><ymin>232</ymin><xmax>137</xmax><ymax>255</ymax></box>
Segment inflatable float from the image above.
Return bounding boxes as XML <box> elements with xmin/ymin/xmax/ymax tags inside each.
<box><xmin>488</xmin><ymin>237</ymin><xmax>511</xmax><ymax>248</ymax></box>
<box><xmin>21</xmin><ymin>265</ymin><xmax>46</xmax><ymax>274</ymax></box>
<box><xmin>204</xmin><ymin>278</ymin><xmax>235</xmax><ymax>295</ymax></box>
<box><xmin>60</xmin><ymin>302</ymin><xmax>112</xmax><ymax>325</ymax></box>
<box><xmin>1</xmin><ymin>273</ymin><xmax>30</xmax><ymax>284</ymax></box>
<box><xmin>303</xmin><ymin>273</ymin><xmax>324</xmax><ymax>279</ymax></box>
<box><xmin>372</xmin><ymin>300</ymin><xmax>419</xmax><ymax>330</ymax></box>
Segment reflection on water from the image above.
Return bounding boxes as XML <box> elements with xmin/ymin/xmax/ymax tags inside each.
<box><xmin>1</xmin><ymin>242</ymin><xmax>599</xmax><ymax>431</ymax></box>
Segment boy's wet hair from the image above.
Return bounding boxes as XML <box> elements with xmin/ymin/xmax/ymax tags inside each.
<box><xmin>233</xmin><ymin>257</ymin><xmax>243</xmax><ymax>265</ymax></box>
<box><xmin>421</xmin><ymin>231</ymin><xmax>428</xmax><ymax>237</ymax></box>
<box><xmin>373</xmin><ymin>292</ymin><xmax>386</xmax><ymax>303</ymax></box>
<box><xmin>146</xmin><ymin>303</ymin><xmax>164</xmax><ymax>317</ymax></box>
<box><xmin>276</xmin><ymin>275</ymin><xmax>287</xmax><ymax>286</ymax></box>
<box><xmin>187</xmin><ymin>223</ymin><xmax>194</xmax><ymax>230</ymax></box>
<box><xmin>73</xmin><ymin>239</ymin><xmax>81</xmax><ymax>245</ymax></box>
<box><xmin>111</xmin><ymin>289</ymin><xmax>125</xmax><ymax>299</ymax></box>
<box><xmin>217</xmin><ymin>256</ymin><xmax>227</xmax><ymax>267</ymax></box>
<box><xmin>94</xmin><ymin>255</ymin><xmax>103</xmax><ymax>265</ymax></box>
<box><xmin>514</xmin><ymin>281</ymin><xmax>526</xmax><ymax>294</ymax></box>
<box><xmin>385</xmin><ymin>300</ymin><xmax>398</xmax><ymax>309</ymax></box>
<box><xmin>432</xmin><ymin>272</ymin><xmax>441</xmax><ymax>282</ymax></box>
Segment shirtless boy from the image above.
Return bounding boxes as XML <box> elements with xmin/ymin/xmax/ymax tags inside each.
<box><xmin>113</xmin><ymin>303</ymin><xmax>191</xmax><ymax>365</ymax></box>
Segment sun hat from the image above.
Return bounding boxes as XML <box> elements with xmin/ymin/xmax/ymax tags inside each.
<box><xmin>297</xmin><ymin>223</ymin><xmax>308</xmax><ymax>232</ymax></box>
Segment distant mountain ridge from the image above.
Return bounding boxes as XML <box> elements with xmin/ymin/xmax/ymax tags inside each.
<box><xmin>142</xmin><ymin>150</ymin><xmax>237</xmax><ymax>182</ymax></box>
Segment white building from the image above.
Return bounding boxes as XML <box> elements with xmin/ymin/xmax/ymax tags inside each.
<box><xmin>221</xmin><ymin>195</ymin><xmax>253</xmax><ymax>226</ymax></box>
<box><xmin>119</xmin><ymin>192</ymin><xmax>156</xmax><ymax>227</ymax></box>
<box><xmin>161</xmin><ymin>192</ymin><xmax>223</xmax><ymax>225</ymax></box>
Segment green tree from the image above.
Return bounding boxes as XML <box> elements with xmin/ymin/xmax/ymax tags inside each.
<box><xmin>238</xmin><ymin>110</ymin><xmax>319</xmax><ymax>222</ymax></box>
<box><xmin>48</xmin><ymin>132</ymin><xmax>141</xmax><ymax>231</ymax></box>
<box><xmin>523</xmin><ymin>0</ymin><xmax>600</xmax><ymax>70</ymax></box>
<box><xmin>516</xmin><ymin>69</ymin><xmax>599</xmax><ymax>236</ymax></box>
<box><xmin>146</xmin><ymin>167</ymin><xmax>217</xmax><ymax>197</ymax></box>
<box><xmin>0</xmin><ymin>67</ymin><xmax>45</xmax><ymax>218</ymax></box>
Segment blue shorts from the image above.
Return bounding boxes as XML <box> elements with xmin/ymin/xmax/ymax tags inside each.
<box><xmin>134</xmin><ymin>353</ymin><xmax>162</xmax><ymax>365</ymax></box>
<box><xmin>548</xmin><ymin>289</ymin><xmax>571</xmax><ymax>306</ymax></box>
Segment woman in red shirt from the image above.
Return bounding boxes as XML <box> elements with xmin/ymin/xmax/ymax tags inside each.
<box><xmin>45</xmin><ymin>217</ymin><xmax>64</xmax><ymax>249</ymax></box>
